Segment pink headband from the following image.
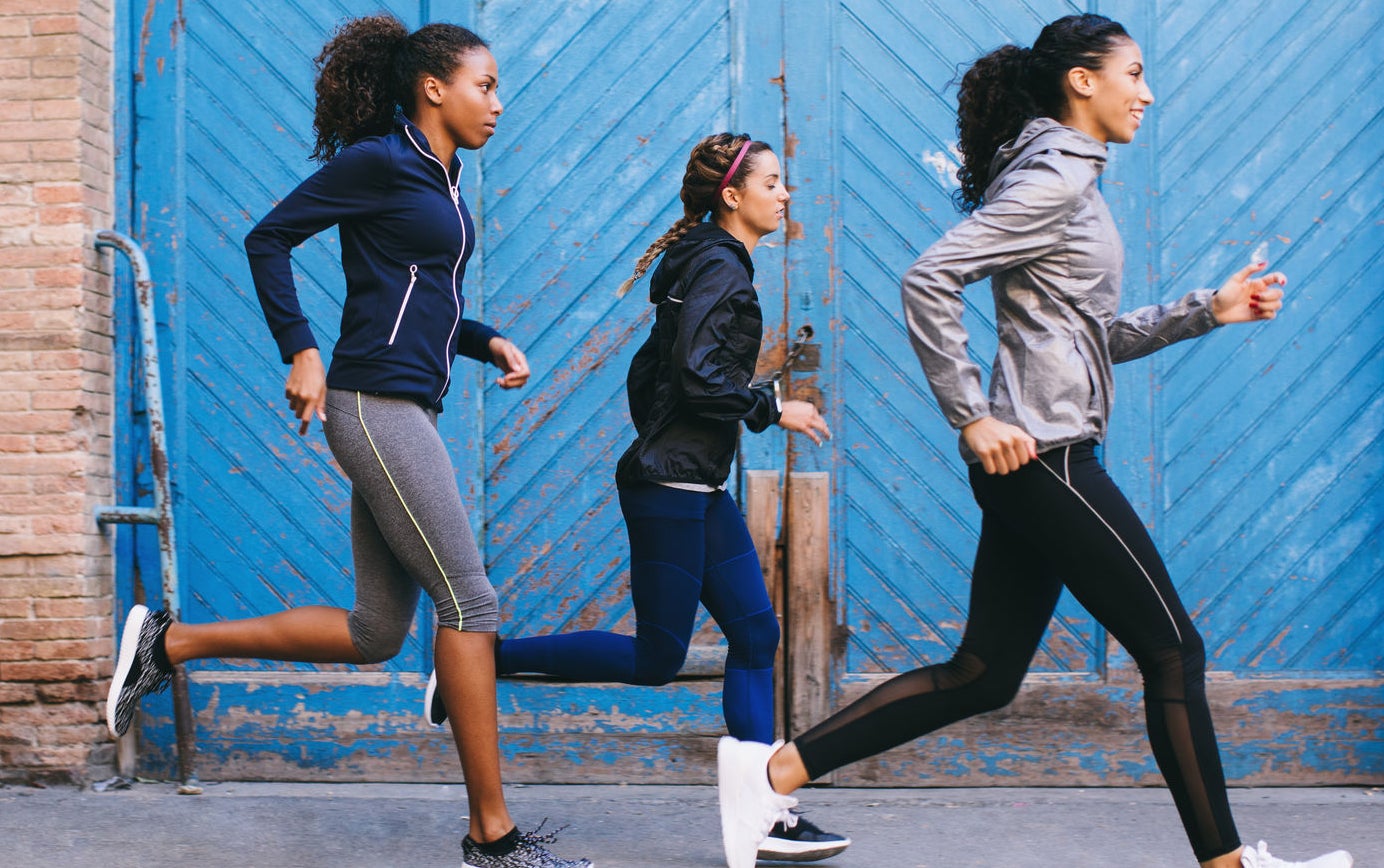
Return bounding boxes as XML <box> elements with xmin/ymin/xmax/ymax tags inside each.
<box><xmin>717</xmin><ymin>140</ymin><xmax>753</xmax><ymax>193</ymax></box>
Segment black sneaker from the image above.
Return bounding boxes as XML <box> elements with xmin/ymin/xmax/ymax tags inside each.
<box><xmin>461</xmin><ymin>822</ymin><xmax>593</xmax><ymax>868</ymax></box>
<box><xmin>424</xmin><ymin>669</ymin><xmax>446</xmax><ymax>726</ymax></box>
<box><xmin>106</xmin><ymin>604</ymin><xmax>174</xmax><ymax>738</ymax></box>
<box><xmin>758</xmin><ymin>811</ymin><xmax>851</xmax><ymax>863</ymax></box>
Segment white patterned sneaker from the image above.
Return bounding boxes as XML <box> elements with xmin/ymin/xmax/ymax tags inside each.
<box><xmin>461</xmin><ymin>822</ymin><xmax>592</xmax><ymax>868</ymax></box>
<box><xmin>106</xmin><ymin>604</ymin><xmax>174</xmax><ymax>738</ymax></box>
<box><xmin>1241</xmin><ymin>840</ymin><xmax>1353</xmax><ymax>867</ymax></box>
<box><xmin>717</xmin><ymin>736</ymin><xmax>799</xmax><ymax>868</ymax></box>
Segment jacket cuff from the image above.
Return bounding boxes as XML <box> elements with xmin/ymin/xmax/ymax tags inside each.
<box><xmin>457</xmin><ymin>320</ymin><xmax>502</xmax><ymax>364</ymax></box>
<box><xmin>275</xmin><ymin>322</ymin><xmax>318</xmax><ymax>364</ymax></box>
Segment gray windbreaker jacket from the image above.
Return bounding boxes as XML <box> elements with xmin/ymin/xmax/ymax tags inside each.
<box><xmin>902</xmin><ymin>118</ymin><xmax>1221</xmax><ymax>464</ymax></box>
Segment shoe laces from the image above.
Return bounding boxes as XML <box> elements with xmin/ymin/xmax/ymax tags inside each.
<box><xmin>784</xmin><ymin>809</ymin><xmax>818</xmax><ymax>834</ymax></box>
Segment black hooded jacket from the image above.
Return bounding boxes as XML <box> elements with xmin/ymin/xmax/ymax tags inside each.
<box><xmin>615</xmin><ymin>222</ymin><xmax>781</xmax><ymax>487</ymax></box>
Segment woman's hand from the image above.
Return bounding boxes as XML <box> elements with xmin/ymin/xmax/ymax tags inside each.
<box><xmin>489</xmin><ymin>337</ymin><xmax>531</xmax><ymax>389</ymax></box>
<box><xmin>962</xmin><ymin>416</ymin><xmax>1036</xmax><ymax>475</ymax></box>
<box><xmin>285</xmin><ymin>347</ymin><xmax>327</xmax><ymax>435</ymax></box>
<box><xmin>777</xmin><ymin>399</ymin><xmax>832</xmax><ymax>446</ymax></box>
<box><xmin>1212</xmin><ymin>261</ymin><xmax>1287</xmax><ymax>324</ymax></box>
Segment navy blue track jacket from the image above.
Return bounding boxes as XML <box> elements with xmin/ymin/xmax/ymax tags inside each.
<box><xmin>244</xmin><ymin>113</ymin><xmax>500</xmax><ymax>412</ymax></box>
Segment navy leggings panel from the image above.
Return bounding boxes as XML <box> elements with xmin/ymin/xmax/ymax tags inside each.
<box><xmin>497</xmin><ymin>482</ymin><xmax>779</xmax><ymax>742</ymax></box>
<box><xmin>793</xmin><ymin>441</ymin><xmax>1240</xmax><ymax>861</ymax></box>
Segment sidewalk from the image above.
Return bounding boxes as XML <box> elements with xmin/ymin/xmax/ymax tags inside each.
<box><xmin>2</xmin><ymin>781</ymin><xmax>1377</xmax><ymax>867</ymax></box>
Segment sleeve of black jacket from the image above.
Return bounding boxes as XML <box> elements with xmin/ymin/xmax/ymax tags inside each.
<box><xmin>671</xmin><ymin>251</ymin><xmax>780</xmax><ymax>433</ymax></box>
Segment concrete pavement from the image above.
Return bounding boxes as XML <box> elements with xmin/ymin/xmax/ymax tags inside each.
<box><xmin>1</xmin><ymin>781</ymin><xmax>1378</xmax><ymax>867</ymax></box>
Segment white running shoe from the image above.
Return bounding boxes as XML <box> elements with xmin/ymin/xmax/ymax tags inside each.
<box><xmin>1241</xmin><ymin>840</ymin><xmax>1353</xmax><ymax>867</ymax></box>
<box><xmin>717</xmin><ymin>736</ymin><xmax>799</xmax><ymax>868</ymax></box>
<box><xmin>423</xmin><ymin>669</ymin><xmax>446</xmax><ymax>726</ymax></box>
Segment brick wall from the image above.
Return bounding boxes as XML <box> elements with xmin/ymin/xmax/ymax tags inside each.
<box><xmin>0</xmin><ymin>0</ymin><xmax>116</xmax><ymax>784</ymax></box>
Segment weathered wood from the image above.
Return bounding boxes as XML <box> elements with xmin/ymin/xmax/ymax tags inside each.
<box><xmin>147</xmin><ymin>673</ymin><xmax>1383</xmax><ymax>785</ymax></box>
<box><xmin>785</xmin><ymin>471</ymin><xmax>832</xmax><ymax>742</ymax></box>
<box><xmin>743</xmin><ymin>469</ymin><xmax>785</xmax><ymax>739</ymax></box>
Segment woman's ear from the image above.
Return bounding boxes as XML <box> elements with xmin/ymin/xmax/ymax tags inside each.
<box><xmin>421</xmin><ymin>75</ymin><xmax>445</xmax><ymax>107</ymax></box>
<box><xmin>1066</xmin><ymin>66</ymin><xmax>1095</xmax><ymax>99</ymax></box>
<box><xmin>720</xmin><ymin>186</ymin><xmax>740</xmax><ymax>212</ymax></box>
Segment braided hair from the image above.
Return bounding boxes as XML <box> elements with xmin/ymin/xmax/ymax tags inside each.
<box><xmin>618</xmin><ymin>132</ymin><xmax>772</xmax><ymax>296</ymax></box>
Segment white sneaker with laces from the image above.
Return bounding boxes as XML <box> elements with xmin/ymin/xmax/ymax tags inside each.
<box><xmin>717</xmin><ymin>736</ymin><xmax>799</xmax><ymax>868</ymax></box>
<box><xmin>1240</xmin><ymin>840</ymin><xmax>1353</xmax><ymax>867</ymax></box>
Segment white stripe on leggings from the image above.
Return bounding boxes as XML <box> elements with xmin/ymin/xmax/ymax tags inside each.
<box><xmin>1035</xmin><ymin>446</ymin><xmax>1182</xmax><ymax>644</ymax></box>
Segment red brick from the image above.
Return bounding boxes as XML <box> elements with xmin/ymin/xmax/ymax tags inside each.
<box><xmin>0</xmin><ymin>617</ymin><xmax>102</xmax><ymax>642</ymax></box>
<box><xmin>0</xmin><ymin>410</ymin><xmax>79</xmax><ymax>434</ymax></box>
<box><xmin>0</xmin><ymin>682</ymin><xmax>36</xmax><ymax>704</ymax></box>
<box><xmin>0</xmin><ymin>639</ymin><xmax>36</xmax><ymax>661</ymax></box>
<box><xmin>32</xmin><ymin>184</ymin><xmax>80</xmax><ymax>205</ymax></box>
<box><xmin>0</xmin><ymin>535</ymin><xmax>82</xmax><ymax>557</ymax></box>
<box><xmin>3</xmin><ymin>701</ymin><xmax>98</xmax><ymax>727</ymax></box>
<box><xmin>30</xmin><ymin>16</ymin><xmax>79</xmax><ymax>36</ymax></box>
<box><xmin>31</xmin><ymin>598</ymin><xmax>104</xmax><ymax>618</ymax></box>
<box><xmin>35</xmin><ymin>681</ymin><xmax>105</xmax><ymax>703</ymax></box>
<box><xmin>38</xmin><ymin>204</ymin><xmax>84</xmax><ymax>224</ymax></box>
<box><xmin>0</xmin><ymin>660</ymin><xmax>102</xmax><ymax>682</ymax></box>
<box><xmin>32</xmin><ymin>433</ymin><xmax>83</xmax><ymax>452</ymax></box>
<box><xmin>31</xmin><ymin>391</ymin><xmax>82</xmax><ymax>411</ymax></box>
<box><xmin>31</xmin><ymin>514</ymin><xmax>88</xmax><ymax>535</ymax></box>
<box><xmin>45</xmin><ymin>723</ymin><xmax>108</xmax><ymax>745</ymax></box>
<box><xmin>0</xmin><ymin>119</ymin><xmax>80</xmax><ymax>143</ymax></box>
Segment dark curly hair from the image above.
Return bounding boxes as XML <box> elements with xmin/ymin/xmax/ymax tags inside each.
<box><xmin>617</xmin><ymin>132</ymin><xmax>773</xmax><ymax>296</ymax></box>
<box><xmin>310</xmin><ymin>15</ymin><xmax>488</xmax><ymax>163</ymax></box>
<box><xmin>953</xmin><ymin>13</ymin><xmax>1130</xmax><ymax>213</ymax></box>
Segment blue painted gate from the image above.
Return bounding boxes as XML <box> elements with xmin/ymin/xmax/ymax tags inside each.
<box><xmin>114</xmin><ymin>0</ymin><xmax>1381</xmax><ymax>783</ymax></box>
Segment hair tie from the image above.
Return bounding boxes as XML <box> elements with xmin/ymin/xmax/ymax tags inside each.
<box><xmin>717</xmin><ymin>140</ymin><xmax>753</xmax><ymax>193</ymax></box>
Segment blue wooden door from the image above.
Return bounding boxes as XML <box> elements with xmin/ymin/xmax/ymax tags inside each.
<box><xmin>119</xmin><ymin>0</ymin><xmax>793</xmax><ymax>782</ymax></box>
<box><xmin>117</xmin><ymin>0</ymin><xmax>1379</xmax><ymax>783</ymax></box>
<box><xmin>783</xmin><ymin>0</ymin><xmax>1383</xmax><ymax>784</ymax></box>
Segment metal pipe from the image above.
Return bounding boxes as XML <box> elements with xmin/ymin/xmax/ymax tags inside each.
<box><xmin>94</xmin><ymin>229</ymin><xmax>200</xmax><ymax>794</ymax></box>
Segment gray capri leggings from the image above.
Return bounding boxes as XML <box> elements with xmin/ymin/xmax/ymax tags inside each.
<box><xmin>322</xmin><ymin>388</ymin><xmax>499</xmax><ymax>662</ymax></box>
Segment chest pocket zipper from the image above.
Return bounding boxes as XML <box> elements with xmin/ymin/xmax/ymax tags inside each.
<box><xmin>388</xmin><ymin>264</ymin><xmax>419</xmax><ymax>346</ymax></box>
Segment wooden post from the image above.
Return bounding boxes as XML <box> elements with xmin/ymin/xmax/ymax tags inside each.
<box><xmin>743</xmin><ymin>470</ymin><xmax>784</xmax><ymax>738</ymax></box>
<box><xmin>785</xmin><ymin>471</ymin><xmax>832</xmax><ymax>741</ymax></box>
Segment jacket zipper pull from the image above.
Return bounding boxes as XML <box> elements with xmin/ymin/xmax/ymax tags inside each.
<box><xmin>449</xmin><ymin>185</ymin><xmax>459</xmax><ymax>205</ymax></box>
<box><xmin>388</xmin><ymin>265</ymin><xmax>419</xmax><ymax>346</ymax></box>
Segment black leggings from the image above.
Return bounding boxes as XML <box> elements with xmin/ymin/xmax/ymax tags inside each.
<box><xmin>794</xmin><ymin>441</ymin><xmax>1241</xmax><ymax>862</ymax></box>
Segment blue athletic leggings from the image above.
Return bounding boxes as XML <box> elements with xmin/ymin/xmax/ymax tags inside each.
<box><xmin>497</xmin><ymin>482</ymin><xmax>780</xmax><ymax>743</ymax></box>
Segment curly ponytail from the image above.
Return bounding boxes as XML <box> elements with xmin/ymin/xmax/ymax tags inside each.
<box><xmin>953</xmin><ymin>13</ymin><xmax>1130</xmax><ymax>213</ymax></box>
<box><xmin>618</xmin><ymin>132</ymin><xmax>773</xmax><ymax>296</ymax></box>
<box><xmin>311</xmin><ymin>15</ymin><xmax>489</xmax><ymax>163</ymax></box>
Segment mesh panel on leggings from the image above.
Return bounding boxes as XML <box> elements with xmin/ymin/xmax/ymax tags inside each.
<box><xmin>795</xmin><ymin>651</ymin><xmax>989</xmax><ymax>780</ymax></box>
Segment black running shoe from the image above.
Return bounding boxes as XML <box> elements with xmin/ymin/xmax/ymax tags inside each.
<box><xmin>106</xmin><ymin>604</ymin><xmax>174</xmax><ymax>738</ymax></box>
<box><xmin>759</xmin><ymin>811</ymin><xmax>851</xmax><ymax>863</ymax></box>
<box><xmin>424</xmin><ymin>669</ymin><xmax>446</xmax><ymax>726</ymax></box>
<box><xmin>461</xmin><ymin>821</ymin><xmax>593</xmax><ymax>868</ymax></box>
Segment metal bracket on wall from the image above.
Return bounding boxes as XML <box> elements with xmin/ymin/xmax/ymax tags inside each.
<box><xmin>93</xmin><ymin>229</ymin><xmax>200</xmax><ymax>795</ymax></box>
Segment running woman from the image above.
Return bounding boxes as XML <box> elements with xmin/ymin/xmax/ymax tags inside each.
<box><xmin>105</xmin><ymin>15</ymin><xmax>590</xmax><ymax>868</ymax></box>
<box><xmin>716</xmin><ymin>14</ymin><xmax>1352</xmax><ymax>868</ymax></box>
<box><xmin>429</xmin><ymin>133</ymin><xmax>846</xmax><ymax>863</ymax></box>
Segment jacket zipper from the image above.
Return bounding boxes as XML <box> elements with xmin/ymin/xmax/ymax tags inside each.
<box><xmin>387</xmin><ymin>264</ymin><xmax>419</xmax><ymax>346</ymax></box>
<box><xmin>403</xmin><ymin>125</ymin><xmax>466</xmax><ymax>404</ymax></box>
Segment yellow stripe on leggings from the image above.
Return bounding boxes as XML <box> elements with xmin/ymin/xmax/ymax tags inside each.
<box><xmin>355</xmin><ymin>391</ymin><xmax>463</xmax><ymax>629</ymax></box>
